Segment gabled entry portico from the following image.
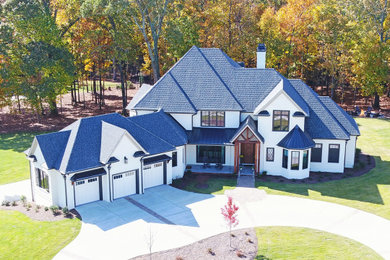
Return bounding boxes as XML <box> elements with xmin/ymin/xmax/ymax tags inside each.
<box><xmin>230</xmin><ymin>116</ymin><xmax>264</xmax><ymax>174</ymax></box>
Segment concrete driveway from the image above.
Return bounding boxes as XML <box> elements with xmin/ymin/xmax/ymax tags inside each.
<box><xmin>1</xmin><ymin>183</ymin><xmax>382</xmax><ymax>260</ymax></box>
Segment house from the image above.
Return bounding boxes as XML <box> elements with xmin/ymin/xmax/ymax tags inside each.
<box><xmin>26</xmin><ymin>44</ymin><xmax>359</xmax><ymax>209</ymax></box>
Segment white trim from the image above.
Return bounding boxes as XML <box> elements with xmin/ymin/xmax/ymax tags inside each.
<box><xmin>230</xmin><ymin>125</ymin><xmax>262</xmax><ymax>143</ymax></box>
<box><xmin>59</xmin><ymin>120</ymin><xmax>81</xmax><ymax>173</ymax></box>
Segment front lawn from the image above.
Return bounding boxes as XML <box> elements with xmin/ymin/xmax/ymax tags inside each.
<box><xmin>0</xmin><ymin>132</ymin><xmax>42</xmax><ymax>185</ymax></box>
<box><xmin>0</xmin><ymin>210</ymin><xmax>81</xmax><ymax>260</ymax></box>
<box><xmin>255</xmin><ymin>226</ymin><xmax>381</xmax><ymax>259</ymax></box>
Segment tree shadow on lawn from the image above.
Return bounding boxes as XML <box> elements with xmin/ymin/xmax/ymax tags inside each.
<box><xmin>0</xmin><ymin>132</ymin><xmax>44</xmax><ymax>152</ymax></box>
<box><xmin>255</xmin><ymin>156</ymin><xmax>389</xmax><ymax>205</ymax></box>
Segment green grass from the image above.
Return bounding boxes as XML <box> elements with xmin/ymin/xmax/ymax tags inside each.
<box><xmin>0</xmin><ymin>132</ymin><xmax>44</xmax><ymax>185</ymax></box>
<box><xmin>172</xmin><ymin>175</ymin><xmax>237</xmax><ymax>194</ymax></box>
<box><xmin>0</xmin><ymin>210</ymin><xmax>81</xmax><ymax>260</ymax></box>
<box><xmin>255</xmin><ymin>226</ymin><xmax>382</xmax><ymax>259</ymax></box>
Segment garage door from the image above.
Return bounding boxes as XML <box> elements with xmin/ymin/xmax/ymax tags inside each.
<box><xmin>113</xmin><ymin>171</ymin><xmax>136</xmax><ymax>199</ymax></box>
<box><xmin>144</xmin><ymin>163</ymin><xmax>164</xmax><ymax>189</ymax></box>
<box><xmin>75</xmin><ymin>177</ymin><xmax>100</xmax><ymax>206</ymax></box>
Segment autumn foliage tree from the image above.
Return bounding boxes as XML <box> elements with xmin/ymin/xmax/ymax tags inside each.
<box><xmin>221</xmin><ymin>196</ymin><xmax>239</xmax><ymax>247</ymax></box>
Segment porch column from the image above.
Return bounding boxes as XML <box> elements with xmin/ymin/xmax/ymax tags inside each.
<box><xmin>234</xmin><ymin>142</ymin><xmax>238</xmax><ymax>173</ymax></box>
<box><xmin>255</xmin><ymin>142</ymin><xmax>259</xmax><ymax>174</ymax></box>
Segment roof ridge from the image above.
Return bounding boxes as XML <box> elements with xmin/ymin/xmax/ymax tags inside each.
<box><xmin>168</xmin><ymin>72</ymin><xmax>197</xmax><ymax>112</ymax></box>
<box><xmin>197</xmin><ymin>47</ymin><xmax>243</xmax><ymax>110</ymax></box>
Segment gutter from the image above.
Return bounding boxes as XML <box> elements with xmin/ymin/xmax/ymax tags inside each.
<box><xmin>28</xmin><ymin>160</ymin><xmax>35</xmax><ymax>202</ymax></box>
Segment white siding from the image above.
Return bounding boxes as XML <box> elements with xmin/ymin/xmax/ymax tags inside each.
<box><xmin>310</xmin><ymin>139</ymin><xmax>346</xmax><ymax>173</ymax></box>
<box><xmin>135</xmin><ymin>110</ymin><xmax>155</xmax><ymax>116</ymax></box>
<box><xmin>170</xmin><ymin>113</ymin><xmax>193</xmax><ymax>130</ymax></box>
<box><xmin>172</xmin><ymin>146</ymin><xmax>186</xmax><ymax>179</ymax></box>
<box><xmin>345</xmin><ymin>136</ymin><xmax>357</xmax><ymax>168</ymax></box>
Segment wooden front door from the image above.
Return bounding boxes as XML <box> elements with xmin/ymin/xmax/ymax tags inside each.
<box><xmin>241</xmin><ymin>143</ymin><xmax>255</xmax><ymax>164</ymax></box>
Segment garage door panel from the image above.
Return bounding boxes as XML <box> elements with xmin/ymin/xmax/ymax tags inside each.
<box><xmin>113</xmin><ymin>171</ymin><xmax>136</xmax><ymax>199</ymax></box>
<box><xmin>75</xmin><ymin>177</ymin><xmax>100</xmax><ymax>206</ymax></box>
<box><xmin>144</xmin><ymin>163</ymin><xmax>164</xmax><ymax>189</ymax></box>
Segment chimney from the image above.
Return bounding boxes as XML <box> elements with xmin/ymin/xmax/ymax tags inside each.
<box><xmin>256</xmin><ymin>43</ymin><xmax>266</xmax><ymax>69</ymax></box>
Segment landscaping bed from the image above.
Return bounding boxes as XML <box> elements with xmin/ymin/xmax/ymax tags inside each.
<box><xmin>257</xmin><ymin>152</ymin><xmax>375</xmax><ymax>184</ymax></box>
<box><xmin>132</xmin><ymin>228</ymin><xmax>258</xmax><ymax>260</ymax></box>
<box><xmin>1</xmin><ymin>198</ymin><xmax>80</xmax><ymax>221</ymax></box>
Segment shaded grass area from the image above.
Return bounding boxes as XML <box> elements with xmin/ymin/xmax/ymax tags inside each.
<box><xmin>255</xmin><ymin>226</ymin><xmax>382</xmax><ymax>260</ymax></box>
<box><xmin>0</xmin><ymin>210</ymin><xmax>81</xmax><ymax>260</ymax></box>
<box><xmin>172</xmin><ymin>174</ymin><xmax>237</xmax><ymax>195</ymax></box>
<box><xmin>0</xmin><ymin>132</ymin><xmax>45</xmax><ymax>185</ymax></box>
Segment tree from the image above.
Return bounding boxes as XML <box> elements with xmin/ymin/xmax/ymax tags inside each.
<box><xmin>0</xmin><ymin>0</ymin><xmax>75</xmax><ymax>115</ymax></box>
<box><xmin>221</xmin><ymin>196</ymin><xmax>239</xmax><ymax>247</ymax></box>
<box><xmin>130</xmin><ymin>0</ymin><xmax>171</xmax><ymax>82</ymax></box>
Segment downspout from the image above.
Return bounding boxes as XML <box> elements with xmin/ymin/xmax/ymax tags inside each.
<box><xmin>63</xmin><ymin>174</ymin><xmax>68</xmax><ymax>208</ymax></box>
<box><xmin>344</xmin><ymin>140</ymin><xmax>348</xmax><ymax>172</ymax></box>
<box><xmin>108</xmin><ymin>164</ymin><xmax>112</xmax><ymax>202</ymax></box>
<box><xmin>139</xmin><ymin>155</ymin><xmax>147</xmax><ymax>194</ymax></box>
<box><xmin>29</xmin><ymin>160</ymin><xmax>35</xmax><ymax>202</ymax></box>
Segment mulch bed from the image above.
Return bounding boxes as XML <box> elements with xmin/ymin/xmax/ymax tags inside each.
<box><xmin>257</xmin><ymin>153</ymin><xmax>376</xmax><ymax>184</ymax></box>
<box><xmin>0</xmin><ymin>201</ymin><xmax>80</xmax><ymax>221</ymax></box>
<box><xmin>132</xmin><ymin>228</ymin><xmax>258</xmax><ymax>260</ymax></box>
<box><xmin>0</xmin><ymin>87</ymin><xmax>138</xmax><ymax>134</ymax></box>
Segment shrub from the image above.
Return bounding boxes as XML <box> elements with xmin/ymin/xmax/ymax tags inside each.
<box><xmin>207</xmin><ymin>248</ymin><xmax>215</xmax><ymax>255</ymax></box>
<box><xmin>36</xmin><ymin>205</ymin><xmax>41</xmax><ymax>209</ymax></box>
<box><xmin>230</xmin><ymin>233</ymin><xmax>235</xmax><ymax>237</ymax></box>
<box><xmin>35</xmin><ymin>205</ymin><xmax>40</xmax><ymax>212</ymax></box>
<box><xmin>236</xmin><ymin>250</ymin><xmax>245</xmax><ymax>258</ymax></box>
<box><xmin>262</xmin><ymin>171</ymin><xmax>267</xmax><ymax>176</ymax></box>
<box><xmin>20</xmin><ymin>195</ymin><xmax>27</xmax><ymax>206</ymax></box>
<box><xmin>62</xmin><ymin>207</ymin><xmax>69</xmax><ymax>215</ymax></box>
<box><xmin>11</xmin><ymin>201</ymin><xmax>17</xmax><ymax>206</ymax></box>
<box><xmin>44</xmin><ymin>206</ymin><xmax>49</xmax><ymax>211</ymax></box>
<box><xmin>26</xmin><ymin>203</ymin><xmax>32</xmax><ymax>211</ymax></box>
<box><xmin>186</xmin><ymin>169</ymin><xmax>192</xmax><ymax>174</ymax></box>
<box><xmin>50</xmin><ymin>205</ymin><xmax>60</xmax><ymax>215</ymax></box>
<box><xmin>245</xmin><ymin>231</ymin><xmax>249</xmax><ymax>236</ymax></box>
<box><xmin>247</xmin><ymin>238</ymin><xmax>253</xmax><ymax>243</ymax></box>
<box><xmin>2</xmin><ymin>200</ymin><xmax>10</xmax><ymax>206</ymax></box>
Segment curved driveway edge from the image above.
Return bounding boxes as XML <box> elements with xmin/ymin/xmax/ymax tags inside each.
<box><xmin>51</xmin><ymin>185</ymin><xmax>390</xmax><ymax>260</ymax></box>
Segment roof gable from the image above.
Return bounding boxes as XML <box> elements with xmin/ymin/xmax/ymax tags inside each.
<box><xmin>230</xmin><ymin>116</ymin><xmax>264</xmax><ymax>143</ymax></box>
<box><xmin>35</xmin><ymin>130</ymin><xmax>71</xmax><ymax>170</ymax></box>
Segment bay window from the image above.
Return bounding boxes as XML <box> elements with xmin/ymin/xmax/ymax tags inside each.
<box><xmin>291</xmin><ymin>151</ymin><xmax>300</xmax><ymax>170</ymax></box>
<box><xmin>282</xmin><ymin>149</ymin><xmax>288</xmax><ymax>168</ymax></box>
<box><xmin>303</xmin><ymin>150</ymin><xmax>309</xmax><ymax>169</ymax></box>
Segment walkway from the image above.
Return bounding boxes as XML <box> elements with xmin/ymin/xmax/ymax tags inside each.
<box><xmin>52</xmin><ymin>185</ymin><xmax>390</xmax><ymax>260</ymax></box>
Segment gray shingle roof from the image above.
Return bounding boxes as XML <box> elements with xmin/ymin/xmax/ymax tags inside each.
<box><xmin>133</xmin><ymin>46</ymin><xmax>309</xmax><ymax>114</ymax></box>
<box><xmin>277</xmin><ymin>125</ymin><xmax>315</xmax><ymax>150</ymax></box>
<box><xmin>289</xmin><ymin>79</ymin><xmax>350</xmax><ymax>140</ymax></box>
<box><xmin>34</xmin><ymin>111</ymin><xmax>187</xmax><ymax>174</ymax></box>
<box><xmin>126</xmin><ymin>84</ymin><xmax>152</xmax><ymax>110</ymax></box>
<box><xmin>318</xmin><ymin>96</ymin><xmax>360</xmax><ymax>136</ymax></box>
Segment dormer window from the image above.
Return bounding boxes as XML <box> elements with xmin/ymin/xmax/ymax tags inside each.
<box><xmin>273</xmin><ymin>110</ymin><xmax>289</xmax><ymax>131</ymax></box>
<box><xmin>201</xmin><ymin>111</ymin><xmax>225</xmax><ymax>127</ymax></box>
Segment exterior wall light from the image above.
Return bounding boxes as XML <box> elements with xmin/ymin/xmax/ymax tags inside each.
<box><xmin>124</xmin><ymin>156</ymin><xmax>128</xmax><ymax>164</ymax></box>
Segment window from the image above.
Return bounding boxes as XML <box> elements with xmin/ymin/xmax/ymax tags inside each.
<box><xmin>35</xmin><ymin>168</ymin><xmax>49</xmax><ymax>192</ymax></box>
<box><xmin>282</xmin><ymin>149</ymin><xmax>288</xmax><ymax>168</ymax></box>
<box><xmin>172</xmin><ymin>152</ymin><xmax>177</xmax><ymax>167</ymax></box>
<box><xmin>76</xmin><ymin>180</ymin><xmax>85</xmax><ymax>185</ymax></box>
<box><xmin>291</xmin><ymin>151</ymin><xmax>300</xmax><ymax>170</ymax></box>
<box><xmin>273</xmin><ymin>110</ymin><xmax>289</xmax><ymax>131</ymax></box>
<box><xmin>328</xmin><ymin>144</ymin><xmax>340</xmax><ymax>163</ymax></box>
<box><xmin>88</xmin><ymin>177</ymin><xmax>97</xmax><ymax>183</ymax></box>
<box><xmin>201</xmin><ymin>111</ymin><xmax>224</xmax><ymax>127</ymax></box>
<box><xmin>196</xmin><ymin>146</ymin><xmax>225</xmax><ymax>164</ymax></box>
<box><xmin>143</xmin><ymin>166</ymin><xmax>151</xmax><ymax>170</ymax></box>
<box><xmin>266</xmin><ymin>148</ymin><xmax>274</xmax><ymax>161</ymax></box>
<box><xmin>311</xmin><ymin>143</ymin><xmax>322</xmax><ymax>162</ymax></box>
<box><xmin>154</xmin><ymin>163</ymin><xmax>162</xmax><ymax>167</ymax></box>
<box><xmin>303</xmin><ymin>150</ymin><xmax>309</xmax><ymax>169</ymax></box>
<box><xmin>113</xmin><ymin>174</ymin><xmax>122</xmax><ymax>180</ymax></box>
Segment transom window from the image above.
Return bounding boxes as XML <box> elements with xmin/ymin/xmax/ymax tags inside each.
<box><xmin>266</xmin><ymin>148</ymin><xmax>274</xmax><ymax>161</ymax></box>
<box><xmin>35</xmin><ymin>168</ymin><xmax>49</xmax><ymax>192</ymax></box>
<box><xmin>201</xmin><ymin>111</ymin><xmax>225</xmax><ymax>127</ymax></box>
<box><xmin>196</xmin><ymin>146</ymin><xmax>225</xmax><ymax>164</ymax></box>
<box><xmin>328</xmin><ymin>144</ymin><xmax>340</xmax><ymax>163</ymax></box>
<box><xmin>291</xmin><ymin>151</ymin><xmax>300</xmax><ymax>170</ymax></box>
<box><xmin>273</xmin><ymin>110</ymin><xmax>289</xmax><ymax>131</ymax></box>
